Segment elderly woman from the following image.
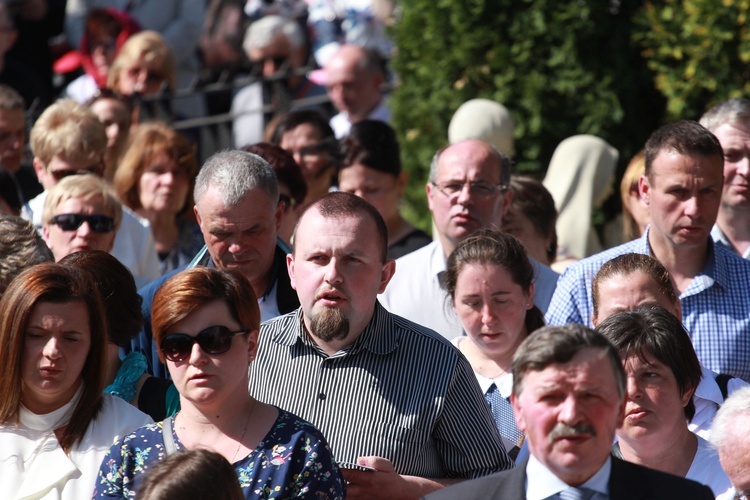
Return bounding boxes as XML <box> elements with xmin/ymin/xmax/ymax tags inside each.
<box><xmin>338</xmin><ymin>120</ymin><xmax>431</xmax><ymax>259</ymax></box>
<box><xmin>94</xmin><ymin>267</ymin><xmax>345</xmax><ymax>498</ymax></box>
<box><xmin>42</xmin><ymin>174</ymin><xmax>123</xmax><ymax>262</ymax></box>
<box><xmin>0</xmin><ymin>263</ymin><xmax>151</xmax><ymax>498</ymax></box>
<box><xmin>114</xmin><ymin>122</ymin><xmax>202</xmax><ymax>274</ymax></box>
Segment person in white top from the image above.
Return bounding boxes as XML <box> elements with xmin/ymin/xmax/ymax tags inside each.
<box><xmin>596</xmin><ymin>306</ymin><xmax>732</xmax><ymax>497</ymax></box>
<box><xmin>591</xmin><ymin>252</ymin><xmax>748</xmax><ymax>439</ymax></box>
<box><xmin>22</xmin><ymin>98</ymin><xmax>160</xmax><ymax>288</ymax></box>
<box><xmin>0</xmin><ymin>263</ymin><xmax>151</xmax><ymax>499</ymax></box>
<box><xmin>443</xmin><ymin>229</ymin><xmax>545</xmax><ymax>458</ymax></box>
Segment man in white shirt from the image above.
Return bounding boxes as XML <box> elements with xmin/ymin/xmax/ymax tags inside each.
<box><xmin>380</xmin><ymin>139</ymin><xmax>558</xmax><ymax>340</ymax></box>
<box><xmin>427</xmin><ymin>324</ymin><xmax>716</xmax><ymax>500</ymax></box>
<box><xmin>700</xmin><ymin>98</ymin><xmax>750</xmax><ymax>259</ymax></box>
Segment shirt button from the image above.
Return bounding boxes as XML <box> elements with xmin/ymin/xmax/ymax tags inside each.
<box><xmin>318</xmin><ymin>393</ymin><xmax>326</xmax><ymax>400</ymax></box>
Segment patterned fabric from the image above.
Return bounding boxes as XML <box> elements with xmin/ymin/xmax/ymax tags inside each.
<box><xmin>558</xmin><ymin>486</ymin><xmax>597</xmax><ymax>500</ymax></box>
<box><xmin>93</xmin><ymin>409</ymin><xmax>345</xmax><ymax>499</ymax></box>
<box><xmin>486</xmin><ymin>383</ymin><xmax>523</xmax><ymax>446</ymax></box>
<box><xmin>545</xmin><ymin>228</ymin><xmax>750</xmax><ymax>381</ymax></box>
<box><xmin>250</xmin><ymin>303</ymin><xmax>513</xmax><ymax>479</ymax></box>
<box><xmin>104</xmin><ymin>351</ymin><xmax>148</xmax><ymax>403</ymax></box>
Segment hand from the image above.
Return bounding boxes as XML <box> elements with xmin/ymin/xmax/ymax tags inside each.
<box><xmin>341</xmin><ymin>456</ymin><xmax>410</xmax><ymax>499</ymax></box>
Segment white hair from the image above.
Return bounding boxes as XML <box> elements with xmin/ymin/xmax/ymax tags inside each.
<box><xmin>243</xmin><ymin>15</ymin><xmax>304</xmax><ymax>52</ymax></box>
<box><xmin>710</xmin><ymin>386</ymin><xmax>750</xmax><ymax>451</ymax></box>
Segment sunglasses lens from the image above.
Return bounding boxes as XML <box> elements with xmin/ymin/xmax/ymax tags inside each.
<box><xmin>51</xmin><ymin>214</ymin><xmax>114</xmax><ymax>233</ymax></box>
<box><xmin>52</xmin><ymin>214</ymin><xmax>83</xmax><ymax>231</ymax></box>
<box><xmin>160</xmin><ymin>334</ymin><xmax>193</xmax><ymax>362</ymax></box>
<box><xmin>89</xmin><ymin>216</ymin><xmax>115</xmax><ymax>233</ymax></box>
<box><xmin>196</xmin><ymin>326</ymin><xmax>234</xmax><ymax>354</ymax></box>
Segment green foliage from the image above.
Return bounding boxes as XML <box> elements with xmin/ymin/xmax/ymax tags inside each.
<box><xmin>634</xmin><ymin>0</ymin><xmax>750</xmax><ymax>120</ymax></box>
<box><xmin>391</xmin><ymin>0</ymin><xmax>663</xmax><ymax>231</ymax></box>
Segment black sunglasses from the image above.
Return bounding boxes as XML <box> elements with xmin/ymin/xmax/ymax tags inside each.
<box><xmin>50</xmin><ymin>214</ymin><xmax>115</xmax><ymax>233</ymax></box>
<box><xmin>160</xmin><ymin>325</ymin><xmax>247</xmax><ymax>362</ymax></box>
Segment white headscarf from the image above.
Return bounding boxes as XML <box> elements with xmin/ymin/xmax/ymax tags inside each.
<box><xmin>543</xmin><ymin>135</ymin><xmax>618</xmax><ymax>261</ymax></box>
<box><xmin>448</xmin><ymin>99</ymin><xmax>516</xmax><ymax>157</ymax></box>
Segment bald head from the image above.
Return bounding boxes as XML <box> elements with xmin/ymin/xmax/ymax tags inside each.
<box><xmin>324</xmin><ymin>45</ymin><xmax>384</xmax><ymax>122</ymax></box>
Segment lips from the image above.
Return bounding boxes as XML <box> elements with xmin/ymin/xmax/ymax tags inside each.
<box><xmin>39</xmin><ymin>366</ymin><xmax>62</xmax><ymax>377</ymax></box>
<box><xmin>188</xmin><ymin>372</ymin><xmax>212</xmax><ymax>382</ymax></box>
<box><xmin>625</xmin><ymin>406</ymin><xmax>649</xmax><ymax>421</ymax></box>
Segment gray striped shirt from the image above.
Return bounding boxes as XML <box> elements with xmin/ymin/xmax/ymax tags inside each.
<box><xmin>249</xmin><ymin>302</ymin><xmax>514</xmax><ymax>478</ymax></box>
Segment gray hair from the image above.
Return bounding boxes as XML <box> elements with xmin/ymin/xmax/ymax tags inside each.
<box><xmin>428</xmin><ymin>141</ymin><xmax>512</xmax><ymax>186</ymax></box>
<box><xmin>710</xmin><ymin>386</ymin><xmax>750</xmax><ymax>451</ymax></box>
<box><xmin>243</xmin><ymin>15</ymin><xmax>304</xmax><ymax>52</ymax></box>
<box><xmin>0</xmin><ymin>215</ymin><xmax>53</xmax><ymax>296</ymax></box>
<box><xmin>700</xmin><ymin>98</ymin><xmax>750</xmax><ymax>133</ymax></box>
<box><xmin>194</xmin><ymin>150</ymin><xmax>279</xmax><ymax>209</ymax></box>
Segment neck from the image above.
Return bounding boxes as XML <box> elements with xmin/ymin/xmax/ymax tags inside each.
<box><xmin>250</xmin><ymin>268</ymin><xmax>273</xmax><ymax>302</ymax></box>
<box><xmin>458</xmin><ymin>337</ymin><xmax>512</xmax><ymax>378</ymax></box>
<box><xmin>717</xmin><ymin>205</ymin><xmax>750</xmax><ymax>255</ymax></box>
<box><xmin>177</xmin><ymin>391</ymin><xmax>253</xmax><ymax>435</ymax></box>
<box><xmin>386</xmin><ymin>215</ymin><xmax>413</xmax><ymax>246</ymax></box>
<box><xmin>347</xmin><ymin>97</ymin><xmax>381</xmax><ymax>123</ymax></box>
<box><xmin>618</xmin><ymin>424</ymin><xmax>697</xmax><ymax>477</ymax></box>
<box><xmin>647</xmin><ymin>231</ymin><xmax>708</xmax><ymax>294</ymax></box>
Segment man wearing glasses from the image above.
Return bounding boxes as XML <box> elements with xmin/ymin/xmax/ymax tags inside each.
<box><xmin>22</xmin><ymin>98</ymin><xmax>159</xmax><ymax>287</ymax></box>
<box><xmin>380</xmin><ymin>139</ymin><xmax>559</xmax><ymax>340</ymax></box>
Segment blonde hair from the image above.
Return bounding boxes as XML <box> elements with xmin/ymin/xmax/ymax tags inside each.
<box><xmin>42</xmin><ymin>174</ymin><xmax>123</xmax><ymax>231</ymax></box>
<box><xmin>620</xmin><ymin>150</ymin><xmax>645</xmax><ymax>241</ymax></box>
<box><xmin>108</xmin><ymin>31</ymin><xmax>176</xmax><ymax>92</ymax></box>
<box><xmin>29</xmin><ymin>99</ymin><xmax>107</xmax><ymax>166</ymax></box>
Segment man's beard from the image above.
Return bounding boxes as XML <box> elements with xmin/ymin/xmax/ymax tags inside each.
<box><xmin>309</xmin><ymin>307</ymin><xmax>350</xmax><ymax>342</ymax></box>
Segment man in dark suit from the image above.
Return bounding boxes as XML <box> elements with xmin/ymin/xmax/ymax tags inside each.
<box><xmin>426</xmin><ymin>325</ymin><xmax>715</xmax><ymax>500</ymax></box>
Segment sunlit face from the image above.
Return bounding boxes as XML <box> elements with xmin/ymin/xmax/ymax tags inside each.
<box><xmin>592</xmin><ymin>271</ymin><xmax>681</xmax><ymax>326</ymax></box>
<box><xmin>138</xmin><ymin>151</ymin><xmax>190</xmax><ymax>216</ymax></box>
<box><xmin>277</xmin><ymin>183</ymin><xmax>297</xmax><ymax>245</ymax></box>
<box><xmin>90</xmin><ymin>98</ymin><xmax>131</xmax><ymax>156</ymax></box>
<box><xmin>166</xmin><ymin>300</ymin><xmax>257</xmax><ymax>408</ymax></box>
<box><xmin>0</xmin><ymin>107</ymin><xmax>25</xmax><ymax>173</ymax></box>
<box><xmin>280</xmin><ymin>124</ymin><xmax>333</xmax><ymax>198</ymax></box>
<box><xmin>640</xmin><ymin>151</ymin><xmax>723</xmax><ymax>251</ymax></box>
<box><xmin>325</xmin><ymin>54</ymin><xmax>382</xmax><ymax>119</ymax></box>
<box><xmin>502</xmin><ymin>207</ymin><xmax>553</xmax><ymax>266</ymax></box>
<box><xmin>618</xmin><ymin>351</ymin><xmax>692</xmax><ymax>447</ymax></box>
<box><xmin>427</xmin><ymin>141</ymin><xmax>510</xmax><ymax>252</ymax></box>
<box><xmin>89</xmin><ymin>36</ymin><xmax>117</xmax><ymax>74</ymax></box>
<box><xmin>43</xmin><ymin>196</ymin><xmax>117</xmax><ymax>261</ymax></box>
<box><xmin>713</xmin><ymin>123</ymin><xmax>750</xmax><ymax>210</ymax></box>
<box><xmin>288</xmin><ymin>209</ymin><xmax>394</xmax><ymax>343</ymax></box>
<box><xmin>718</xmin><ymin>425</ymin><xmax>750</xmax><ymax>499</ymax></box>
<box><xmin>195</xmin><ymin>186</ymin><xmax>282</xmax><ymax>288</ymax></box>
<box><xmin>247</xmin><ymin>35</ymin><xmax>301</xmax><ymax>77</ymax></box>
<box><xmin>512</xmin><ymin>348</ymin><xmax>625</xmax><ymax>485</ymax></box>
<box><xmin>21</xmin><ymin>301</ymin><xmax>91</xmax><ymax>414</ymax></box>
<box><xmin>453</xmin><ymin>263</ymin><xmax>532</xmax><ymax>361</ymax></box>
<box><xmin>34</xmin><ymin>156</ymin><xmax>103</xmax><ymax>191</ymax></box>
<box><xmin>338</xmin><ymin>163</ymin><xmax>403</xmax><ymax>223</ymax></box>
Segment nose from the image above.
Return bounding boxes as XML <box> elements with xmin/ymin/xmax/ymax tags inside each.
<box><xmin>684</xmin><ymin>196</ymin><xmax>700</xmax><ymax>217</ymax></box>
<box><xmin>42</xmin><ymin>337</ymin><xmax>61</xmax><ymax>359</ymax></box>
<box><xmin>160</xmin><ymin>170</ymin><xmax>176</xmax><ymax>185</ymax></box>
<box><xmin>324</xmin><ymin>258</ymin><xmax>343</xmax><ymax>285</ymax></box>
<box><xmin>481</xmin><ymin>303</ymin><xmax>496</xmax><ymax>325</ymax></box>
<box><xmin>626</xmin><ymin>376</ymin><xmax>642</xmax><ymax>400</ymax></box>
<box><xmin>188</xmin><ymin>341</ymin><xmax>207</xmax><ymax>365</ymax></box>
<box><xmin>558</xmin><ymin>394</ymin><xmax>584</xmax><ymax>425</ymax></box>
<box><xmin>456</xmin><ymin>182</ymin><xmax>473</xmax><ymax>205</ymax></box>
<box><xmin>737</xmin><ymin>156</ymin><xmax>750</xmax><ymax>176</ymax></box>
<box><xmin>292</xmin><ymin>151</ymin><xmax>303</xmax><ymax>166</ymax></box>
<box><xmin>77</xmin><ymin>220</ymin><xmax>93</xmax><ymax>237</ymax></box>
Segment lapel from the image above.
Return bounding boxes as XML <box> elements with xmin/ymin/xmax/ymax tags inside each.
<box><xmin>609</xmin><ymin>456</ymin><xmax>647</xmax><ymax>500</ymax></box>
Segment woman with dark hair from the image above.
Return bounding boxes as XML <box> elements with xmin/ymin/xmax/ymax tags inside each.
<box><xmin>60</xmin><ymin>251</ymin><xmax>179</xmax><ymax>421</ymax></box>
<box><xmin>242</xmin><ymin>142</ymin><xmax>307</xmax><ymax>247</ymax></box>
<box><xmin>268</xmin><ymin>109</ymin><xmax>338</xmax><ymax>206</ymax></box>
<box><xmin>0</xmin><ymin>263</ymin><xmax>150</xmax><ymax>498</ymax></box>
<box><xmin>444</xmin><ymin>228</ymin><xmax>545</xmax><ymax>459</ymax></box>
<box><xmin>338</xmin><ymin>120</ymin><xmax>431</xmax><ymax>259</ymax></box>
<box><xmin>94</xmin><ymin>267</ymin><xmax>344</xmax><ymax>499</ymax></box>
<box><xmin>114</xmin><ymin>121</ymin><xmax>202</xmax><ymax>275</ymax></box>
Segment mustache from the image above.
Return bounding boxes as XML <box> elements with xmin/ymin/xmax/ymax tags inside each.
<box><xmin>547</xmin><ymin>422</ymin><xmax>596</xmax><ymax>443</ymax></box>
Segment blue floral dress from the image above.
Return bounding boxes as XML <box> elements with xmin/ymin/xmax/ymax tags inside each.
<box><xmin>93</xmin><ymin>409</ymin><xmax>345</xmax><ymax>499</ymax></box>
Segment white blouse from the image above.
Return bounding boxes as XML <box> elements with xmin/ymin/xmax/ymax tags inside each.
<box><xmin>0</xmin><ymin>388</ymin><xmax>151</xmax><ymax>499</ymax></box>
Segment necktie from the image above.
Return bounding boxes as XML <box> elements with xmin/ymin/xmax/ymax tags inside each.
<box><xmin>559</xmin><ymin>486</ymin><xmax>597</xmax><ymax>500</ymax></box>
<box><xmin>485</xmin><ymin>383</ymin><xmax>524</xmax><ymax>444</ymax></box>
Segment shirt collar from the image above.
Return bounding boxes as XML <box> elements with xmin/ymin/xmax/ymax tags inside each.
<box><xmin>276</xmin><ymin>302</ymin><xmax>399</xmax><ymax>356</ymax></box>
<box><xmin>525</xmin><ymin>454</ymin><xmax>611</xmax><ymax>500</ymax></box>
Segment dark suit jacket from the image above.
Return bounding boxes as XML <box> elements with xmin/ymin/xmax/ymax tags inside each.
<box><xmin>424</xmin><ymin>457</ymin><xmax>715</xmax><ymax>500</ymax></box>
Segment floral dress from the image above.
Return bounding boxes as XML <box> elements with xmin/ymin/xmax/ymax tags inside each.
<box><xmin>93</xmin><ymin>409</ymin><xmax>345</xmax><ymax>499</ymax></box>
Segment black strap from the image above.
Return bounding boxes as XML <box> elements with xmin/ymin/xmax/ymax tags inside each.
<box><xmin>715</xmin><ymin>373</ymin><xmax>735</xmax><ymax>400</ymax></box>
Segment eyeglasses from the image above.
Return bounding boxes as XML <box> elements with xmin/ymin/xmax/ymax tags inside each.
<box><xmin>431</xmin><ymin>180</ymin><xmax>506</xmax><ymax>200</ymax></box>
<box><xmin>160</xmin><ymin>325</ymin><xmax>247</xmax><ymax>362</ymax></box>
<box><xmin>49</xmin><ymin>164</ymin><xmax>104</xmax><ymax>182</ymax></box>
<box><xmin>50</xmin><ymin>214</ymin><xmax>115</xmax><ymax>233</ymax></box>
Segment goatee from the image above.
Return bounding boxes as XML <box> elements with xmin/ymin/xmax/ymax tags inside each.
<box><xmin>310</xmin><ymin>307</ymin><xmax>350</xmax><ymax>342</ymax></box>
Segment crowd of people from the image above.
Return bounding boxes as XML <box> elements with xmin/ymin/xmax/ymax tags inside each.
<box><xmin>2</xmin><ymin>1</ymin><xmax>750</xmax><ymax>499</ymax></box>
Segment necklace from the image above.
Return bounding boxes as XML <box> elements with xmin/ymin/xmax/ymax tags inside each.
<box><xmin>231</xmin><ymin>399</ymin><xmax>255</xmax><ymax>463</ymax></box>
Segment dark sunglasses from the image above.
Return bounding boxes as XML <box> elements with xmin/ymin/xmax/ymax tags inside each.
<box><xmin>160</xmin><ymin>325</ymin><xmax>247</xmax><ymax>362</ymax></box>
<box><xmin>50</xmin><ymin>214</ymin><xmax>115</xmax><ymax>233</ymax></box>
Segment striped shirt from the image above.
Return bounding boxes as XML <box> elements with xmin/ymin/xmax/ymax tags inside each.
<box><xmin>249</xmin><ymin>302</ymin><xmax>514</xmax><ymax>478</ymax></box>
<box><xmin>545</xmin><ymin>228</ymin><xmax>750</xmax><ymax>381</ymax></box>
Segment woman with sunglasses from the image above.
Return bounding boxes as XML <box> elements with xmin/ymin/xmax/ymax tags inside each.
<box><xmin>94</xmin><ymin>267</ymin><xmax>345</xmax><ymax>499</ymax></box>
<box><xmin>42</xmin><ymin>174</ymin><xmax>122</xmax><ymax>262</ymax></box>
<box><xmin>0</xmin><ymin>263</ymin><xmax>151</xmax><ymax>498</ymax></box>
<box><xmin>114</xmin><ymin>122</ymin><xmax>202</xmax><ymax>275</ymax></box>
